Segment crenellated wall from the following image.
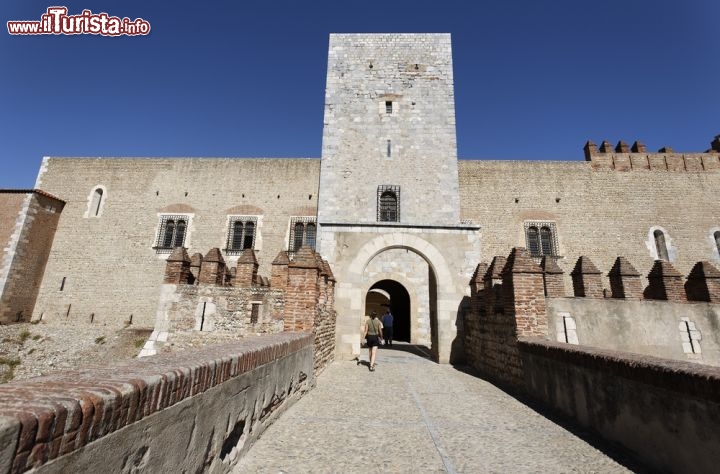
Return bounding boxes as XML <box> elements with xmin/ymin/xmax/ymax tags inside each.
<box><xmin>144</xmin><ymin>246</ymin><xmax>337</xmax><ymax>377</ymax></box>
<box><xmin>0</xmin><ymin>332</ymin><xmax>313</xmax><ymax>474</ymax></box>
<box><xmin>463</xmin><ymin>247</ymin><xmax>720</xmax><ymax>471</ymax></box>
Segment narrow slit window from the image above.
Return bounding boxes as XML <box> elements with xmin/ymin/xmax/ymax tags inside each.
<box><xmin>91</xmin><ymin>188</ymin><xmax>103</xmax><ymax>216</ymax></box>
<box><xmin>654</xmin><ymin>229</ymin><xmax>669</xmax><ymax>261</ymax></box>
<box><xmin>527</xmin><ymin>226</ymin><xmax>540</xmax><ymax>256</ymax></box>
<box><xmin>387</xmin><ymin>140</ymin><xmax>392</xmax><ymax>158</ymax></box>
<box><xmin>714</xmin><ymin>231</ymin><xmax>720</xmax><ymax>256</ymax></box>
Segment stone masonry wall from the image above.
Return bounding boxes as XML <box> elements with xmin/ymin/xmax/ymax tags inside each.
<box><xmin>318</xmin><ymin>33</ymin><xmax>460</xmax><ymax>226</ymax></box>
<box><xmin>0</xmin><ymin>332</ymin><xmax>313</xmax><ymax>473</ymax></box>
<box><xmin>32</xmin><ymin>158</ymin><xmax>320</xmax><ymax>328</ymax></box>
<box><xmin>0</xmin><ymin>191</ymin><xmax>64</xmax><ymax>323</ymax></box>
<box><xmin>519</xmin><ymin>338</ymin><xmax>720</xmax><ymax>474</ymax></box>
<box><xmin>458</xmin><ymin>159</ymin><xmax>720</xmax><ymax>294</ymax></box>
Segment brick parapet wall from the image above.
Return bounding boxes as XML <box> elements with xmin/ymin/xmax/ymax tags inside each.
<box><xmin>570</xmin><ymin>256</ymin><xmax>604</xmax><ymax>298</ymax></box>
<box><xmin>644</xmin><ymin>260</ymin><xmax>687</xmax><ymax>301</ymax></box>
<box><xmin>0</xmin><ymin>332</ymin><xmax>314</xmax><ymax>473</ymax></box>
<box><xmin>584</xmin><ymin>138</ymin><xmax>720</xmax><ymax>172</ymax></box>
<box><xmin>518</xmin><ymin>337</ymin><xmax>720</xmax><ymax>472</ymax></box>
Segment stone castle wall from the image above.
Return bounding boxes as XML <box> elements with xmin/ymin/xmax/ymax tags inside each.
<box><xmin>0</xmin><ymin>191</ymin><xmax>64</xmax><ymax>323</ymax></box>
<box><xmin>32</xmin><ymin>158</ymin><xmax>320</xmax><ymax>328</ymax></box>
<box><xmin>459</xmin><ymin>158</ymin><xmax>720</xmax><ymax>292</ymax></box>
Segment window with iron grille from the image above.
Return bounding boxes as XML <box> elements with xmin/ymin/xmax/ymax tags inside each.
<box><xmin>155</xmin><ymin>215</ymin><xmax>189</xmax><ymax>253</ymax></box>
<box><xmin>225</xmin><ymin>216</ymin><xmax>258</xmax><ymax>255</ymax></box>
<box><xmin>377</xmin><ymin>185</ymin><xmax>400</xmax><ymax>222</ymax></box>
<box><xmin>288</xmin><ymin>217</ymin><xmax>316</xmax><ymax>253</ymax></box>
<box><xmin>524</xmin><ymin>221</ymin><xmax>558</xmax><ymax>257</ymax></box>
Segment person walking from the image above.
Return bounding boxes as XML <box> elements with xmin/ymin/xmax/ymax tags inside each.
<box><xmin>381</xmin><ymin>309</ymin><xmax>394</xmax><ymax>347</ymax></box>
<box><xmin>363</xmin><ymin>311</ymin><xmax>383</xmax><ymax>371</ymax></box>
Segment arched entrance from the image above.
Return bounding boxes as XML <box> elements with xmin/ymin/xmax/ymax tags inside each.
<box><xmin>364</xmin><ymin>280</ymin><xmax>411</xmax><ymax>342</ymax></box>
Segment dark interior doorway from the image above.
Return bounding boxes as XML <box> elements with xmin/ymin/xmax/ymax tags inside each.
<box><xmin>366</xmin><ymin>280</ymin><xmax>411</xmax><ymax>342</ymax></box>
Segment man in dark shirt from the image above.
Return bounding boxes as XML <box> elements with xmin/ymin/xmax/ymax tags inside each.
<box><xmin>381</xmin><ymin>310</ymin><xmax>394</xmax><ymax>347</ymax></box>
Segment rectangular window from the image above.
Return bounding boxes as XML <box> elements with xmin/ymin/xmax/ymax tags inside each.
<box><xmin>155</xmin><ymin>214</ymin><xmax>189</xmax><ymax>253</ymax></box>
<box><xmin>288</xmin><ymin>216</ymin><xmax>317</xmax><ymax>253</ymax></box>
<box><xmin>385</xmin><ymin>101</ymin><xmax>393</xmax><ymax>114</ymax></box>
<box><xmin>377</xmin><ymin>185</ymin><xmax>401</xmax><ymax>222</ymax></box>
<box><xmin>250</xmin><ymin>303</ymin><xmax>260</xmax><ymax>325</ymax></box>
<box><xmin>524</xmin><ymin>221</ymin><xmax>558</xmax><ymax>257</ymax></box>
<box><xmin>225</xmin><ymin>216</ymin><xmax>258</xmax><ymax>255</ymax></box>
<box><xmin>387</xmin><ymin>140</ymin><xmax>392</xmax><ymax>158</ymax></box>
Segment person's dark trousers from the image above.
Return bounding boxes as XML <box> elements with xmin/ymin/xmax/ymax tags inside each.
<box><xmin>383</xmin><ymin>327</ymin><xmax>393</xmax><ymax>346</ymax></box>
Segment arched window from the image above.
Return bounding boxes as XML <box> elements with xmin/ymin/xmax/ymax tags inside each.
<box><xmin>540</xmin><ymin>226</ymin><xmax>553</xmax><ymax>255</ymax></box>
<box><xmin>225</xmin><ymin>216</ymin><xmax>259</xmax><ymax>254</ymax></box>
<box><xmin>654</xmin><ymin>229</ymin><xmax>669</xmax><ymax>261</ymax></box>
<box><xmin>527</xmin><ymin>226</ymin><xmax>540</xmax><ymax>255</ymax></box>
<box><xmin>524</xmin><ymin>221</ymin><xmax>558</xmax><ymax>257</ymax></box>
<box><xmin>85</xmin><ymin>186</ymin><xmax>106</xmax><ymax>218</ymax></box>
<box><xmin>288</xmin><ymin>217</ymin><xmax>317</xmax><ymax>252</ymax></box>
<box><xmin>377</xmin><ymin>185</ymin><xmax>400</xmax><ymax>222</ymax></box>
<box><xmin>305</xmin><ymin>223</ymin><xmax>316</xmax><ymax>249</ymax></box>
<box><xmin>243</xmin><ymin>221</ymin><xmax>255</xmax><ymax>249</ymax></box>
<box><xmin>90</xmin><ymin>188</ymin><xmax>103</xmax><ymax>216</ymax></box>
<box><xmin>155</xmin><ymin>215</ymin><xmax>189</xmax><ymax>252</ymax></box>
<box><xmin>232</xmin><ymin>221</ymin><xmax>244</xmax><ymax>250</ymax></box>
<box><xmin>714</xmin><ymin>231</ymin><xmax>720</xmax><ymax>256</ymax></box>
<box><xmin>163</xmin><ymin>220</ymin><xmax>175</xmax><ymax>248</ymax></box>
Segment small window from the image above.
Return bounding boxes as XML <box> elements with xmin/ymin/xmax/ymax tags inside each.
<box><xmin>155</xmin><ymin>215</ymin><xmax>189</xmax><ymax>252</ymax></box>
<box><xmin>288</xmin><ymin>217</ymin><xmax>317</xmax><ymax>253</ymax></box>
<box><xmin>714</xmin><ymin>231</ymin><xmax>720</xmax><ymax>256</ymax></box>
<box><xmin>387</xmin><ymin>140</ymin><xmax>392</xmax><ymax>158</ymax></box>
<box><xmin>385</xmin><ymin>101</ymin><xmax>393</xmax><ymax>114</ymax></box>
<box><xmin>524</xmin><ymin>221</ymin><xmax>558</xmax><ymax>257</ymax></box>
<box><xmin>225</xmin><ymin>216</ymin><xmax>258</xmax><ymax>255</ymax></box>
<box><xmin>654</xmin><ymin>229</ymin><xmax>669</xmax><ymax>261</ymax></box>
<box><xmin>85</xmin><ymin>186</ymin><xmax>106</xmax><ymax>218</ymax></box>
<box><xmin>377</xmin><ymin>185</ymin><xmax>400</xmax><ymax>222</ymax></box>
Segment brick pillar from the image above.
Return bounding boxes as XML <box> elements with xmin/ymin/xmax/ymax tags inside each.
<box><xmin>270</xmin><ymin>251</ymin><xmax>290</xmax><ymax>289</ymax></box>
<box><xmin>570</xmin><ymin>256</ymin><xmax>604</xmax><ymax>298</ymax></box>
<box><xmin>198</xmin><ymin>248</ymin><xmax>226</xmax><ymax>286</ymax></box>
<box><xmin>189</xmin><ymin>253</ymin><xmax>203</xmax><ymax>285</ymax></box>
<box><xmin>645</xmin><ymin>260</ymin><xmax>687</xmax><ymax>301</ymax></box>
<box><xmin>284</xmin><ymin>246</ymin><xmax>320</xmax><ymax>332</ymax></box>
<box><xmin>685</xmin><ymin>261</ymin><xmax>720</xmax><ymax>302</ymax></box>
<box><xmin>583</xmin><ymin>140</ymin><xmax>597</xmax><ymax>160</ymax></box>
<box><xmin>235</xmin><ymin>250</ymin><xmax>259</xmax><ymax>287</ymax></box>
<box><xmin>484</xmin><ymin>256</ymin><xmax>507</xmax><ymax>315</ymax></box>
<box><xmin>540</xmin><ymin>256</ymin><xmax>564</xmax><ymax>297</ymax></box>
<box><xmin>608</xmin><ymin>256</ymin><xmax>643</xmax><ymax>299</ymax></box>
<box><xmin>163</xmin><ymin>247</ymin><xmax>191</xmax><ymax>284</ymax></box>
<box><xmin>501</xmin><ymin>248</ymin><xmax>548</xmax><ymax>338</ymax></box>
<box><xmin>470</xmin><ymin>263</ymin><xmax>488</xmax><ymax>314</ymax></box>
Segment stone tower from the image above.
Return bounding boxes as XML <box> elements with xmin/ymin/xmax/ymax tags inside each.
<box><xmin>316</xmin><ymin>34</ymin><xmax>480</xmax><ymax>363</ymax></box>
<box><xmin>317</xmin><ymin>33</ymin><xmax>460</xmax><ymax>226</ymax></box>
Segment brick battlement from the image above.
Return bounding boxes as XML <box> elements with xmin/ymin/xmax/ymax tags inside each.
<box><xmin>584</xmin><ymin>137</ymin><xmax>720</xmax><ymax>171</ymax></box>
<box><xmin>0</xmin><ymin>332</ymin><xmax>313</xmax><ymax>473</ymax></box>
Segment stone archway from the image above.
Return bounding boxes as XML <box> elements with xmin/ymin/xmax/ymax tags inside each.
<box><xmin>366</xmin><ymin>280</ymin><xmax>411</xmax><ymax>342</ymax></box>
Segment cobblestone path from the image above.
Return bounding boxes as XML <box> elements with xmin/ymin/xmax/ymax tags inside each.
<box><xmin>234</xmin><ymin>344</ymin><xmax>633</xmax><ymax>473</ymax></box>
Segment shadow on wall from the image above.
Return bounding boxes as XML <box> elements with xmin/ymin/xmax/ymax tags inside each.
<box><xmin>450</xmin><ymin>295</ymin><xmax>471</xmax><ymax>366</ymax></box>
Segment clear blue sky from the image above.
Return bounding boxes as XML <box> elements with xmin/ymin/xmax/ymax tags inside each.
<box><xmin>1</xmin><ymin>1</ymin><xmax>718</xmax><ymax>188</ymax></box>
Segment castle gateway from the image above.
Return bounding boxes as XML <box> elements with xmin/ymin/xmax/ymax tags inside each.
<box><xmin>2</xmin><ymin>34</ymin><xmax>720</xmax><ymax>364</ymax></box>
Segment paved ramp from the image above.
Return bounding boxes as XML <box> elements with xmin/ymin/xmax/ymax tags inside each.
<box><xmin>234</xmin><ymin>344</ymin><xmax>632</xmax><ymax>473</ymax></box>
